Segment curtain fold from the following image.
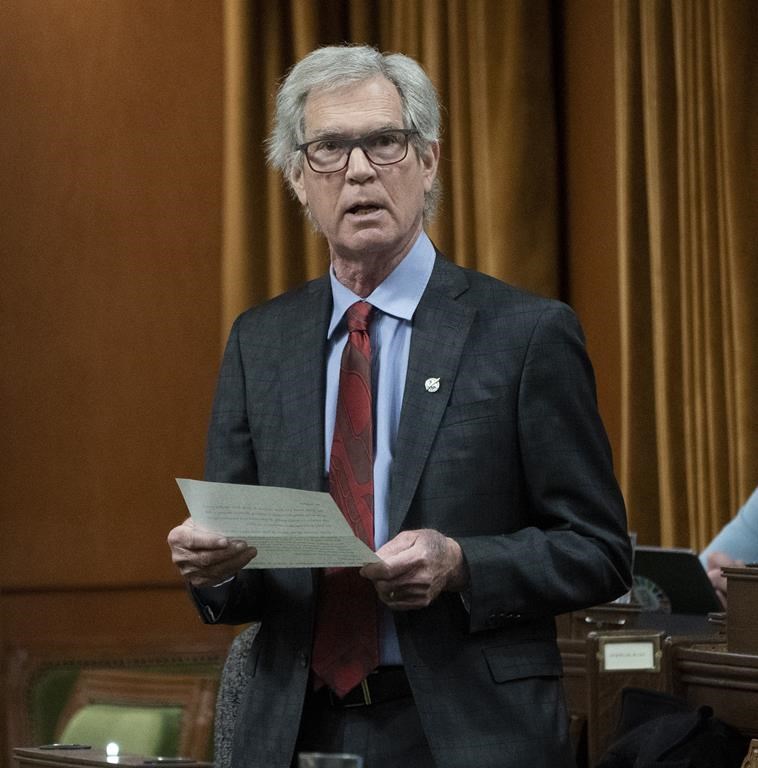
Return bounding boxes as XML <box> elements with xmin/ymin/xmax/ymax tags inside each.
<box><xmin>616</xmin><ymin>0</ymin><xmax>757</xmax><ymax>546</ymax></box>
<box><xmin>221</xmin><ymin>0</ymin><xmax>560</xmax><ymax>335</ymax></box>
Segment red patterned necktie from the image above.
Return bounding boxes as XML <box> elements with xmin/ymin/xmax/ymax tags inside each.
<box><xmin>311</xmin><ymin>301</ymin><xmax>379</xmax><ymax>698</ymax></box>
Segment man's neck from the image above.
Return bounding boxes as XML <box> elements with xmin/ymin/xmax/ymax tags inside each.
<box><xmin>330</xmin><ymin>228</ymin><xmax>423</xmax><ymax>298</ymax></box>
<box><xmin>331</xmin><ymin>254</ymin><xmax>402</xmax><ymax>297</ymax></box>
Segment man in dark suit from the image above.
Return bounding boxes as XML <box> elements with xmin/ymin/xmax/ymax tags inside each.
<box><xmin>167</xmin><ymin>45</ymin><xmax>632</xmax><ymax>768</ymax></box>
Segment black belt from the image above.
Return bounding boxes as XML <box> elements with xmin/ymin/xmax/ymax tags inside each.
<box><xmin>327</xmin><ymin>667</ymin><xmax>412</xmax><ymax>708</ymax></box>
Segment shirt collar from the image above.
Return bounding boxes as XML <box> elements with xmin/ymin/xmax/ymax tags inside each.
<box><xmin>328</xmin><ymin>231</ymin><xmax>436</xmax><ymax>338</ymax></box>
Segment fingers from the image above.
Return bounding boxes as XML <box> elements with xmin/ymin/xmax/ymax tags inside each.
<box><xmin>708</xmin><ymin>571</ymin><xmax>728</xmax><ymax>610</ymax></box>
<box><xmin>360</xmin><ymin>531</ymin><xmax>419</xmax><ymax>585</ymax></box>
<box><xmin>176</xmin><ymin>541</ymin><xmax>257</xmax><ymax>587</ymax></box>
<box><xmin>374</xmin><ymin>530</ymin><xmax>421</xmax><ymax>561</ymax></box>
<box><xmin>705</xmin><ymin>552</ymin><xmax>744</xmax><ymax>611</ymax></box>
<box><xmin>706</xmin><ymin>551</ymin><xmax>740</xmax><ymax>571</ymax></box>
<box><xmin>167</xmin><ymin>518</ymin><xmax>228</xmax><ymax>551</ymax></box>
<box><xmin>361</xmin><ymin>529</ymin><xmax>467</xmax><ymax>610</ymax></box>
<box><xmin>707</xmin><ymin>567</ymin><xmax>727</xmax><ymax>593</ymax></box>
<box><xmin>705</xmin><ymin>551</ymin><xmax>745</xmax><ymax>604</ymax></box>
<box><xmin>167</xmin><ymin>519</ymin><xmax>256</xmax><ymax>587</ymax></box>
<box><xmin>378</xmin><ymin>582</ymin><xmax>433</xmax><ymax>611</ymax></box>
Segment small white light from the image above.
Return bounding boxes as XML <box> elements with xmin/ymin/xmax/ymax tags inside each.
<box><xmin>106</xmin><ymin>743</ymin><xmax>119</xmax><ymax>757</ymax></box>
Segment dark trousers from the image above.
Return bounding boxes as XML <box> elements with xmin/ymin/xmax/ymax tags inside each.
<box><xmin>293</xmin><ymin>685</ymin><xmax>437</xmax><ymax>768</ymax></box>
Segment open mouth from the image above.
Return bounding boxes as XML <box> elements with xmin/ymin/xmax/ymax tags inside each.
<box><xmin>346</xmin><ymin>204</ymin><xmax>382</xmax><ymax>216</ymax></box>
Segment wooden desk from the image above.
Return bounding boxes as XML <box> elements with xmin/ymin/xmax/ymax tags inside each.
<box><xmin>13</xmin><ymin>748</ymin><xmax>212</xmax><ymax>768</ymax></box>
<box><xmin>673</xmin><ymin>642</ymin><xmax>758</xmax><ymax>739</ymax></box>
<box><xmin>557</xmin><ymin>607</ymin><xmax>645</xmax><ymax>766</ymax></box>
<box><xmin>723</xmin><ymin>566</ymin><xmax>758</xmax><ymax>654</ymax></box>
<box><xmin>557</xmin><ymin>607</ymin><xmax>723</xmax><ymax>767</ymax></box>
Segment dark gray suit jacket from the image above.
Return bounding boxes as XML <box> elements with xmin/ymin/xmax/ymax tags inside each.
<box><xmin>197</xmin><ymin>253</ymin><xmax>632</xmax><ymax>768</ymax></box>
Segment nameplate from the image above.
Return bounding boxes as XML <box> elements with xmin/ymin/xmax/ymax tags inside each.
<box><xmin>596</xmin><ymin>633</ymin><xmax>662</xmax><ymax>672</ymax></box>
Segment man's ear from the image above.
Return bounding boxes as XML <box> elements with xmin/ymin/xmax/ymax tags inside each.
<box><xmin>289</xmin><ymin>164</ymin><xmax>308</xmax><ymax>205</ymax></box>
<box><xmin>420</xmin><ymin>141</ymin><xmax>440</xmax><ymax>193</ymax></box>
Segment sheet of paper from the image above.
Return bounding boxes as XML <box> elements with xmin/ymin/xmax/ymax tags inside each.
<box><xmin>176</xmin><ymin>478</ymin><xmax>381</xmax><ymax>568</ymax></box>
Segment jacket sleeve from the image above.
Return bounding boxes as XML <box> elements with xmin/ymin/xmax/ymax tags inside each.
<box><xmin>191</xmin><ymin>315</ymin><xmax>265</xmax><ymax>625</ymax></box>
<box><xmin>458</xmin><ymin>303</ymin><xmax>632</xmax><ymax>632</ymax></box>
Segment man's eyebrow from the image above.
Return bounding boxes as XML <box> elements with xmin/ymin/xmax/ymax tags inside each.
<box><xmin>305</xmin><ymin>124</ymin><xmax>404</xmax><ymax>141</ymax></box>
<box><xmin>306</xmin><ymin>129</ymin><xmax>348</xmax><ymax>142</ymax></box>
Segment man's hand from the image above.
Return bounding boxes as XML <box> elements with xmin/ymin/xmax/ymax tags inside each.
<box><xmin>706</xmin><ymin>551</ymin><xmax>744</xmax><ymax>609</ymax></box>
<box><xmin>167</xmin><ymin>517</ymin><xmax>256</xmax><ymax>587</ymax></box>
<box><xmin>360</xmin><ymin>529</ymin><xmax>469</xmax><ymax>610</ymax></box>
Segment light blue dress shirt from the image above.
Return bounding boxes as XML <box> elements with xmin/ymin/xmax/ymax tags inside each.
<box><xmin>326</xmin><ymin>230</ymin><xmax>436</xmax><ymax>665</ymax></box>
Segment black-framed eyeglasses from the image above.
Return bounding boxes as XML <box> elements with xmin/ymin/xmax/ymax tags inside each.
<box><xmin>296</xmin><ymin>128</ymin><xmax>419</xmax><ymax>173</ymax></box>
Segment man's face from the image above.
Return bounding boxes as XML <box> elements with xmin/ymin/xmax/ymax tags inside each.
<box><xmin>290</xmin><ymin>76</ymin><xmax>439</xmax><ymax>265</ymax></box>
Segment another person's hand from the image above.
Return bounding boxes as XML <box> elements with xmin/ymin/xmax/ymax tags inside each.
<box><xmin>167</xmin><ymin>517</ymin><xmax>256</xmax><ymax>587</ymax></box>
<box><xmin>360</xmin><ymin>528</ymin><xmax>469</xmax><ymax>611</ymax></box>
<box><xmin>705</xmin><ymin>551</ymin><xmax>744</xmax><ymax>609</ymax></box>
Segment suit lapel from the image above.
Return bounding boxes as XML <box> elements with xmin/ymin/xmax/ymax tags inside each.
<box><xmin>388</xmin><ymin>257</ymin><xmax>475</xmax><ymax>535</ymax></box>
<box><xmin>279</xmin><ymin>276</ymin><xmax>332</xmax><ymax>492</ymax></box>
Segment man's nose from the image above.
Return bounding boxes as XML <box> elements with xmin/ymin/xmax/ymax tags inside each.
<box><xmin>345</xmin><ymin>146</ymin><xmax>376</xmax><ymax>181</ymax></box>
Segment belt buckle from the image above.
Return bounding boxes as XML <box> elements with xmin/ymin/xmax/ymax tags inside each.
<box><xmin>343</xmin><ymin>678</ymin><xmax>372</xmax><ymax>708</ymax></box>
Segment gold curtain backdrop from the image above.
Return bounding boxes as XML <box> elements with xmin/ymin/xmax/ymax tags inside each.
<box><xmin>222</xmin><ymin>0</ymin><xmax>756</xmax><ymax>549</ymax></box>
<box><xmin>616</xmin><ymin>0</ymin><xmax>757</xmax><ymax>547</ymax></box>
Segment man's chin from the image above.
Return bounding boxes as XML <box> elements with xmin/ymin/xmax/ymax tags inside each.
<box><xmin>342</xmin><ymin>231</ymin><xmax>397</xmax><ymax>257</ymax></box>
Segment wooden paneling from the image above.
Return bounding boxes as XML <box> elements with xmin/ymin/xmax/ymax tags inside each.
<box><xmin>0</xmin><ymin>0</ymin><xmax>224</xmax><ymax>591</ymax></box>
<box><xmin>0</xmin><ymin>586</ymin><xmax>222</xmax><ymax>645</ymax></box>
<box><xmin>674</xmin><ymin>643</ymin><xmax>758</xmax><ymax>740</ymax></box>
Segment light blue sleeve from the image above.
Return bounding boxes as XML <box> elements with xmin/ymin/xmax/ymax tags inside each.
<box><xmin>699</xmin><ymin>486</ymin><xmax>758</xmax><ymax>566</ymax></box>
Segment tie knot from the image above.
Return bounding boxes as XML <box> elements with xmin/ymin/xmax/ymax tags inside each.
<box><xmin>345</xmin><ymin>301</ymin><xmax>373</xmax><ymax>333</ymax></box>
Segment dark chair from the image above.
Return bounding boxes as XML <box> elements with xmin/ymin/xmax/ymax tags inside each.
<box><xmin>214</xmin><ymin>623</ymin><xmax>261</xmax><ymax>768</ymax></box>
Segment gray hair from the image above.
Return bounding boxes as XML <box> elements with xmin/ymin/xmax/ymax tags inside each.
<box><xmin>266</xmin><ymin>44</ymin><xmax>442</xmax><ymax>219</ymax></box>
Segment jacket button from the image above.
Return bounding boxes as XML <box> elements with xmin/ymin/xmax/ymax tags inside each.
<box><xmin>299</xmin><ymin>650</ymin><xmax>309</xmax><ymax>667</ymax></box>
